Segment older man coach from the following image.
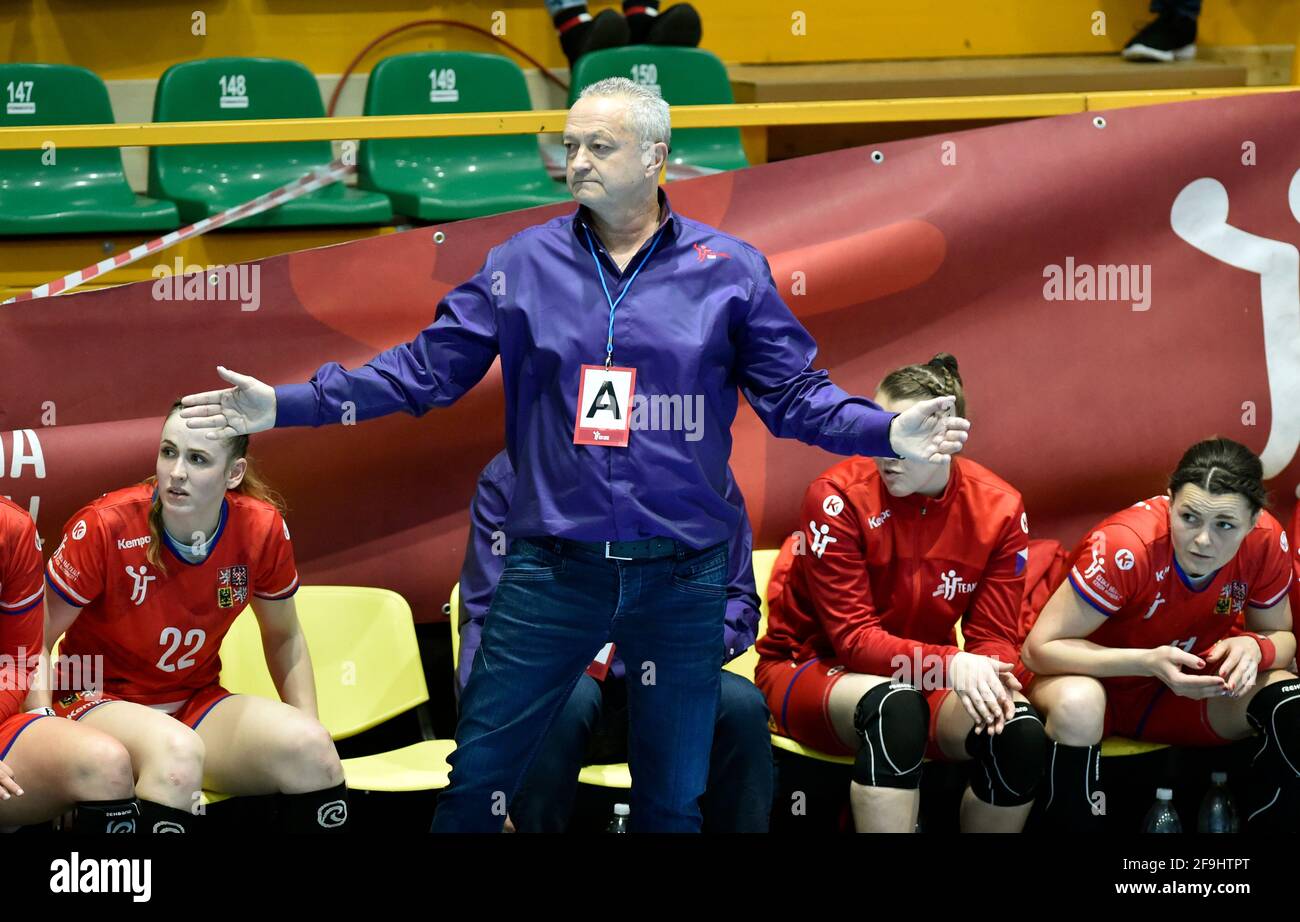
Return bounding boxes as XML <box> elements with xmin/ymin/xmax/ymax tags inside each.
<box><xmin>180</xmin><ymin>77</ymin><xmax>971</xmax><ymax>832</ymax></box>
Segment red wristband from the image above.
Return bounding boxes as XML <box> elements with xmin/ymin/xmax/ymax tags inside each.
<box><xmin>1247</xmin><ymin>632</ymin><xmax>1277</xmax><ymax>671</ymax></box>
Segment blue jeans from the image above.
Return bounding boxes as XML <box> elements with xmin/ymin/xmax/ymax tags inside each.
<box><xmin>1152</xmin><ymin>0</ymin><xmax>1201</xmax><ymax>17</ymax></box>
<box><xmin>431</xmin><ymin>537</ymin><xmax>727</xmax><ymax>832</ymax></box>
<box><xmin>510</xmin><ymin>670</ymin><xmax>774</xmax><ymax>832</ymax></box>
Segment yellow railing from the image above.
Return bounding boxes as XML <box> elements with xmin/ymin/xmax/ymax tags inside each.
<box><xmin>0</xmin><ymin>86</ymin><xmax>1294</xmax><ymax>150</ymax></box>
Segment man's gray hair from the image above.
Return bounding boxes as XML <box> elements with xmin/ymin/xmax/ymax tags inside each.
<box><xmin>576</xmin><ymin>77</ymin><xmax>671</xmax><ymax>161</ymax></box>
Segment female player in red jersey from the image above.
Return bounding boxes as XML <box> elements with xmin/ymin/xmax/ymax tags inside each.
<box><xmin>34</xmin><ymin>401</ymin><xmax>348</xmax><ymax>833</ymax></box>
<box><xmin>1024</xmin><ymin>438</ymin><xmax>1298</xmax><ymax>831</ymax></box>
<box><xmin>0</xmin><ymin>496</ymin><xmax>140</xmax><ymax>832</ymax></box>
<box><xmin>756</xmin><ymin>354</ymin><xmax>1047</xmax><ymax>832</ymax></box>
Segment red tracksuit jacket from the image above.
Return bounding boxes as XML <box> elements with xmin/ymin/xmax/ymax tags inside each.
<box><xmin>758</xmin><ymin>456</ymin><xmax>1028</xmax><ymax>684</ymax></box>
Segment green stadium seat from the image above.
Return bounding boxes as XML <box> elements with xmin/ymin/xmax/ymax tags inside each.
<box><xmin>148</xmin><ymin>57</ymin><xmax>391</xmax><ymax>228</ymax></box>
<box><xmin>359</xmin><ymin>51</ymin><xmax>570</xmax><ymax>222</ymax></box>
<box><xmin>0</xmin><ymin>63</ymin><xmax>179</xmax><ymax>235</ymax></box>
<box><xmin>568</xmin><ymin>47</ymin><xmax>749</xmax><ymax>173</ymax></box>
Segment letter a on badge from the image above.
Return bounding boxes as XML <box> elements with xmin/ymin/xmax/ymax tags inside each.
<box><xmin>574</xmin><ymin>363</ymin><xmax>637</xmax><ymax>448</ymax></box>
<box><xmin>588</xmin><ymin>381</ymin><xmax>620</xmax><ymax>418</ymax></box>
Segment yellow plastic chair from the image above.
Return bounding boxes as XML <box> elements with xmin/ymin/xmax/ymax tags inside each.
<box><xmin>770</xmin><ymin>732</ymin><xmax>854</xmax><ymax>765</ymax></box>
<box><xmin>1100</xmin><ymin>737</ymin><xmax>1170</xmax><ymax>757</ymax></box>
<box><xmin>448</xmin><ymin>581</ymin><xmax>462</xmax><ymax>685</ymax></box>
<box><xmin>218</xmin><ymin>585</ymin><xmax>453</xmax><ymax>792</ymax></box>
<box><xmin>723</xmin><ymin>548</ymin><xmax>778</xmax><ymax>683</ymax></box>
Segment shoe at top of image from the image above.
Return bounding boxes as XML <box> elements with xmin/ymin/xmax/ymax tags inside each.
<box><xmin>1122</xmin><ymin>12</ymin><xmax>1198</xmax><ymax>63</ymax></box>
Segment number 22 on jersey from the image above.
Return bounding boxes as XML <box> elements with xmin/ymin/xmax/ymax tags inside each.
<box><xmin>157</xmin><ymin>627</ymin><xmax>206</xmax><ymax>672</ymax></box>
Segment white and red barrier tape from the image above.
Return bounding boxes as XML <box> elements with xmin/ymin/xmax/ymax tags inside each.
<box><xmin>3</xmin><ymin>160</ymin><xmax>355</xmax><ymax>305</ymax></box>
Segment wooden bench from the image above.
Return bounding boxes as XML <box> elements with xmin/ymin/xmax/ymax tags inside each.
<box><xmin>727</xmin><ymin>52</ymin><xmax>1269</xmax><ymax>161</ymax></box>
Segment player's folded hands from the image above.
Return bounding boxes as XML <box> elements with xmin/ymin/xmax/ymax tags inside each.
<box><xmin>1145</xmin><ymin>645</ymin><xmax>1226</xmax><ymax>699</ymax></box>
<box><xmin>951</xmin><ymin>652</ymin><xmax>1017</xmax><ymax>734</ymax></box>
<box><xmin>1204</xmin><ymin>636</ymin><xmax>1262</xmax><ymax>698</ymax></box>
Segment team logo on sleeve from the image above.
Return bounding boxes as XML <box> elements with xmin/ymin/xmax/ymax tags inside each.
<box><xmin>52</xmin><ymin>538</ymin><xmax>80</xmax><ymax>582</ymax></box>
<box><xmin>822</xmin><ymin>495</ymin><xmax>844</xmax><ymax>517</ymax></box>
<box><xmin>283</xmin><ymin>519</ymin><xmax>291</xmax><ymax>541</ymax></box>
<box><xmin>808</xmin><ymin>521</ymin><xmax>837</xmax><ymax>557</ymax></box>
<box><xmin>217</xmin><ymin>565</ymin><xmax>250</xmax><ymax>608</ymax></box>
<box><xmin>1283</xmin><ymin>531</ymin><xmax>1290</xmax><ymax>553</ymax></box>
<box><xmin>1083</xmin><ymin>530</ymin><xmax>1107</xmax><ymax>579</ymax></box>
<box><xmin>71</xmin><ymin>520</ymin><xmax>87</xmax><ymax>540</ymax></box>
<box><xmin>1115</xmin><ymin>548</ymin><xmax>1135</xmax><ymax>571</ymax></box>
<box><xmin>1073</xmin><ymin>529</ymin><xmax>1123</xmax><ymax>607</ymax></box>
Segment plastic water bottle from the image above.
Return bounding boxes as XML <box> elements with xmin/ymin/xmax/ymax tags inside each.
<box><xmin>1197</xmin><ymin>772</ymin><xmax>1240</xmax><ymax>833</ymax></box>
<box><xmin>607</xmin><ymin>803</ymin><xmax>629</xmax><ymax>833</ymax></box>
<box><xmin>1142</xmin><ymin>788</ymin><xmax>1182</xmax><ymax>833</ymax></box>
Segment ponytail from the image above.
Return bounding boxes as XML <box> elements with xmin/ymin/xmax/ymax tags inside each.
<box><xmin>878</xmin><ymin>352</ymin><xmax>967</xmax><ymax>418</ymax></box>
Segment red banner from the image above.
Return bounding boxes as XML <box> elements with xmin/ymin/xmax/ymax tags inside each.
<box><xmin>5</xmin><ymin>91</ymin><xmax>1300</xmax><ymax>622</ymax></box>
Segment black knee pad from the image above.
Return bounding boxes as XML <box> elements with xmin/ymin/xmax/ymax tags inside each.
<box><xmin>1247</xmin><ymin>678</ymin><xmax>1300</xmax><ymax>779</ymax></box>
<box><xmin>851</xmin><ymin>682</ymin><xmax>929</xmax><ymax>789</ymax></box>
<box><xmin>72</xmin><ymin>798</ymin><xmax>140</xmax><ymax>834</ymax></box>
<box><xmin>964</xmin><ymin>701</ymin><xmax>1048</xmax><ymax>806</ymax></box>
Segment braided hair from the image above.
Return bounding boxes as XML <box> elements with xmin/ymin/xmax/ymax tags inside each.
<box><xmin>878</xmin><ymin>352</ymin><xmax>966</xmax><ymax>418</ymax></box>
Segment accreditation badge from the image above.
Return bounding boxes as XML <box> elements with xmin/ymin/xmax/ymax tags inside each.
<box><xmin>573</xmin><ymin>363</ymin><xmax>636</xmax><ymax>448</ymax></box>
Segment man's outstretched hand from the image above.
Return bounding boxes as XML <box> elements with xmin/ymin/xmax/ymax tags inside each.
<box><xmin>888</xmin><ymin>396</ymin><xmax>971</xmax><ymax>462</ymax></box>
<box><xmin>180</xmin><ymin>366</ymin><xmax>277</xmax><ymax>440</ymax></box>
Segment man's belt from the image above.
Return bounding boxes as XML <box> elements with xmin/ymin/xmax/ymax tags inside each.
<box><xmin>551</xmin><ymin>536</ymin><xmax>680</xmax><ymax>561</ymax></box>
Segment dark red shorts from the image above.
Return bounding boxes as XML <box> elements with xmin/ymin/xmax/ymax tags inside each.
<box><xmin>756</xmin><ymin>657</ymin><xmax>954</xmax><ymax>760</ymax></box>
<box><xmin>1099</xmin><ymin>678</ymin><xmax>1228</xmax><ymax>747</ymax></box>
<box><xmin>52</xmin><ymin>684</ymin><xmax>234</xmax><ymax>730</ymax></box>
<box><xmin>1021</xmin><ymin>673</ymin><xmax>1228</xmax><ymax>747</ymax></box>
<box><xmin>0</xmin><ymin>712</ymin><xmax>46</xmax><ymax>760</ymax></box>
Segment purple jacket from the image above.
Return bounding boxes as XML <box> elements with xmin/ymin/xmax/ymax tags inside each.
<box><xmin>456</xmin><ymin>450</ymin><xmax>760</xmax><ymax>693</ymax></box>
<box><xmin>275</xmin><ymin>187</ymin><xmax>897</xmax><ymax>549</ymax></box>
